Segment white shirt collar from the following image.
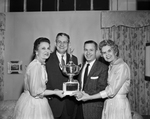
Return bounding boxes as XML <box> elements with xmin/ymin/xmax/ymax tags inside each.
<box><xmin>56</xmin><ymin>51</ymin><xmax>66</xmax><ymax>63</ymax></box>
<box><xmin>85</xmin><ymin>59</ymin><xmax>96</xmax><ymax>67</ymax></box>
<box><xmin>84</xmin><ymin>59</ymin><xmax>96</xmax><ymax>75</ymax></box>
<box><xmin>81</xmin><ymin>59</ymin><xmax>96</xmax><ymax>90</ymax></box>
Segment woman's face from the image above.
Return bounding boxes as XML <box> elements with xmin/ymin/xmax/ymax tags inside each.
<box><xmin>101</xmin><ymin>45</ymin><xmax>117</xmax><ymax>63</ymax></box>
<box><xmin>36</xmin><ymin>42</ymin><xmax>51</xmax><ymax>61</ymax></box>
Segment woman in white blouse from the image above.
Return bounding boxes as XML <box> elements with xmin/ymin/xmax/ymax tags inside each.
<box><xmin>77</xmin><ymin>39</ymin><xmax>132</xmax><ymax>119</ymax></box>
<box><xmin>13</xmin><ymin>37</ymin><xmax>64</xmax><ymax>119</ymax></box>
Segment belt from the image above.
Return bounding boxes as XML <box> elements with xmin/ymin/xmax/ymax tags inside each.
<box><xmin>114</xmin><ymin>95</ymin><xmax>126</xmax><ymax>99</ymax></box>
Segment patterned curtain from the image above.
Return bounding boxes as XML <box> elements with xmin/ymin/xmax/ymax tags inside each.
<box><xmin>0</xmin><ymin>13</ymin><xmax>5</xmax><ymax>101</ymax></box>
<box><xmin>101</xmin><ymin>25</ymin><xmax>150</xmax><ymax>115</ymax></box>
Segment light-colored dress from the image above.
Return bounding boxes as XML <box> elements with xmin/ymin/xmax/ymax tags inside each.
<box><xmin>100</xmin><ymin>58</ymin><xmax>132</xmax><ymax>119</ymax></box>
<box><xmin>13</xmin><ymin>59</ymin><xmax>54</xmax><ymax>119</ymax></box>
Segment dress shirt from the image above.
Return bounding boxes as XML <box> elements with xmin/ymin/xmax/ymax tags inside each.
<box><xmin>56</xmin><ymin>51</ymin><xmax>66</xmax><ymax>65</ymax></box>
<box><xmin>81</xmin><ymin>59</ymin><xmax>96</xmax><ymax>90</ymax></box>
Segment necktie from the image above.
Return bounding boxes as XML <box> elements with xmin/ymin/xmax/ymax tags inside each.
<box><xmin>83</xmin><ymin>63</ymin><xmax>90</xmax><ymax>89</ymax></box>
<box><xmin>61</xmin><ymin>55</ymin><xmax>65</xmax><ymax>68</ymax></box>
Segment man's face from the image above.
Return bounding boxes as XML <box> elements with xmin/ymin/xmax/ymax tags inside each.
<box><xmin>56</xmin><ymin>35</ymin><xmax>69</xmax><ymax>54</ymax></box>
<box><xmin>84</xmin><ymin>43</ymin><xmax>97</xmax><ymax>63</ymax></box>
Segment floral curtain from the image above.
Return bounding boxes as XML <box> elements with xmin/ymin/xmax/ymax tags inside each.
<box><xmin>0</xmin><ymin>13</ymin><xmax>5</xmax><ymax>101</ymax></box>
<box><xmin>101</xmin><ymin>25</ymin><xmax>150</xmax><ymax>115</ymax></box>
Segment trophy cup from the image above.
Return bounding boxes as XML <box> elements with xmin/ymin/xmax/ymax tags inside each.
<box><xmin>62</xmin><ymin>49</ymin><xmax>81</xmax><ymax>95</ymax></box>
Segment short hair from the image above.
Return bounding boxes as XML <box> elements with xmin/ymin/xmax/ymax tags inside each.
<box><xmin>31</xmin><ymin>37</ymin><xmax>50</xmax><ymax>61</ymax></box>
<box><xmin>99</xmin><ymin>39</ymin><xmax>119</xmax><ymax>56</ymax></box>
<box><xmin>84</xmin><ymin>40</ymin><xmax>98</xmax><ymax>50</ymax></box>
<box><xmin>56</xmin><ymin>32</ymin><xmax>70</xmax><ymax>43</ymax></box>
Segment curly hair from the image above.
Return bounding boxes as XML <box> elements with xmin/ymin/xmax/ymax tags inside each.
<box><xmin>99</xmin><ymin>39</ymin><xmax>119</xmax><ymax>57</ymax></box>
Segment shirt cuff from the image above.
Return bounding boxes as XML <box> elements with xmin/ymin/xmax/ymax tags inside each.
<box><xmin>100</xmin><ymin>90</ymin><xmax>108</xmax><ymax>99</ymax></box>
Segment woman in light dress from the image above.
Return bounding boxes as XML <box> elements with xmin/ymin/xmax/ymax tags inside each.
<box><xmin>13</xmin><ymin>37</ymin><xmax>64</xmax><ymax>119</ymax></box>
<box><xmin>77</xmin><ymin>39</ymin><xmax>132</xmax><ymax>119</ymax></box>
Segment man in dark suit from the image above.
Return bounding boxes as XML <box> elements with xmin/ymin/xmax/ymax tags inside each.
<box><xmin>46</xmin><ymin>33</ymin><xmax>78</xmax><ymax>119</ymax></box>
<box><xmin>74</xmin><ymin>40</ymin><xmax>108</xmax><ymax>119</ymax></box>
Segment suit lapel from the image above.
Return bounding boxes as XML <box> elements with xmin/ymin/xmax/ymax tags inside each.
<box><xmin>52</xmin><ymin>51</ymin><xmax>62</xmax><ymax>71</ymax></box>
<box><xmin>82</xmin><ymin>61</ymin><xmax>98</xmax><ymax>89</ymax></box>
<box><xmin>78</xmin><ymin>63</ymin><xmax>85</xmax><ymax>90</ymax></box>
<box><xmin>53</xmin><ymin>51</ymin><xmax>60</xmax><ymax>66</ymax></box>
<box><xmin>66</xmin><ymin>53</ymin><xmax>70</xmax><ymax>63</ymax></box>
<box><xmin>88</xmin><ymin>60</ymin><xmax>98</xmax><ymax>77</ymax></box>
<box><xmin>53</xmin><ymin>52</ymin><xmax>70</xmax><ymax>66</ymax></box>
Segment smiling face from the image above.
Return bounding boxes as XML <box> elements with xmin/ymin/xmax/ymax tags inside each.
<box><xmin>36</xmin><ymin>42</ymin><xmax>51</xmax><ymax>62</ymax></box>
<box><xmin>84</xmin><ymin>43</ymin><xmax>97</xmax><ymax>63</ymax></box>
<box><xmin>101</xmin><ymin>45</ymin><xmax>118</xmax><ymax>64</ymax></box>
<box><xmin>56</xmin><ymin>35</ymin><xmax>69</xmax><ymax>54</ymax></box>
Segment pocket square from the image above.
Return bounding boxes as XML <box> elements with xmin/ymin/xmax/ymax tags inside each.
<box><xmin>91</xmin><ymin>76</ymin><xmax>99</xmax><ymax>79</ymax></box>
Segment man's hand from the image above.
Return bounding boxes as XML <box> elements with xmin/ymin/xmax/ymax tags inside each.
<box><xmin>77</xmin><ymin>91</ymin><xmax>91</xmax><ymax>101</ymax></box>
<box><xmin>72</xmin><ymin>91</ymin><xmax>84</xmax><ymax>100</ymax></box>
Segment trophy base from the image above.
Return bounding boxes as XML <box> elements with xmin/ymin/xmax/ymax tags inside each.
<box><xmin>63</xmin><ymin>80</ymin><xmax>79</xmax><ymax>96</ymax></box>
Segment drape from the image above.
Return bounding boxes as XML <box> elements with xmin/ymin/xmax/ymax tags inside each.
<box><xmin>0</xmin><ymin>13</ymin><xmax>5</xmax><ymax>101</ymax></box>
<box><xmin>101</xmin><ymin>25</ymin><xmax>150</xmax><ymax>115</ymax></box>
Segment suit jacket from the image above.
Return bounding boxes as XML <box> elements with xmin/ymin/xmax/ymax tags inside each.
<box><xmin>79</xmin><ymin>60</ymin><xmax>108</xmax><ymax>119</ymax></box>
<box><xmin>46</xmin><ymin>51</ymin><xmax>78</xmax><ymax>118</ymax></box>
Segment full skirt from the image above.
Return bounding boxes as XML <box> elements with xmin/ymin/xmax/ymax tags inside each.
<box><xmin>13</xmin><ymin>91</ymin><xmax>54</xmax><ymax>119</ymax></box>
<box><xmin>102</xmin><ymin>96</ymin><xmax>132</xmax><ymax>119</ymax></box>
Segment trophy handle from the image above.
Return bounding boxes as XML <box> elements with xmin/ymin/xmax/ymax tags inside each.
<box><xmin>61</xmin><ymin>65</ymin><xmax>67</xmax><ymax>74</ymax></box>
<box><xmin>78</xmin><ymin>64</ymin><xmax>82</xmax><ymax>70</ymax></box>
<box><xmin>74</xmin><ymin>64</ymin><xmax>82</xmax><ymax>74</ymax></box>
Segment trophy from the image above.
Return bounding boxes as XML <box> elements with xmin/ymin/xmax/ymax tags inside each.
<box><xmin>62</xmin><ymin>49</ymin><xmax>81</xmax><ymax>95</ymax></box>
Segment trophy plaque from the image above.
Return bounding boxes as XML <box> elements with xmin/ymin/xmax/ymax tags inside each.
<box><xmin>62</xmin><ymin>49</ymin><xmax>81</xmax><ymax>95</ymax></box>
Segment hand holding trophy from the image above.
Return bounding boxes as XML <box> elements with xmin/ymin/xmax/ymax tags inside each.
<box><xmin>62</xmin><ymin>48</ymin><xmax>82</xmax><ymax>96</ymax></box>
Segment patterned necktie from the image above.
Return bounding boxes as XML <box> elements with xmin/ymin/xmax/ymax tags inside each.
<box><xmin>61</xmin><ymin>55</ymin><xmax>65</xmax><ymax>68</ymax></box>
<box><xmin>83</xmin><ymin>63</ymin><xmax>90</xmax><ymax>89</ymax></box>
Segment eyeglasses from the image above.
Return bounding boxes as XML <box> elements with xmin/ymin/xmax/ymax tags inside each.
<box><xmin>56</xmin><ymin>40</ymin><xmax>68</xmax><ymax>45</ymax></box>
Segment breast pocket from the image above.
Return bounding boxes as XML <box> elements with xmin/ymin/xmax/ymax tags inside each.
<box><xmin>90</xmin><ymin>76</ymin><xmax>99</xmax><ymax>80</ymax></box>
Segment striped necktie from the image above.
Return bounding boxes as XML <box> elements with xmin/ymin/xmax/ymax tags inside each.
<box><xmin>61</xmin><ymin>55</ymin><xmax>65</xmax><ymax>68</ymax></box>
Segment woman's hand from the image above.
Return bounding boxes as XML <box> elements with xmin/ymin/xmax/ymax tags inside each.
<box><xmin>72</xmin><ymin>91</ymin><xmax>84</xmax><ymax>99</ymax></box>
<box><xmin>77</xmin><ymin>91</ymin><xmax>91</xmax><ymax>101</ymax></box>
<box><xmin>54</xmin><ymin>89</ymin><xmax>65</xmax><ymax>98</ymax></box>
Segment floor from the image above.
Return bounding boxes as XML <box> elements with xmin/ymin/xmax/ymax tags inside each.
<box><xmin>142</xmin><ymin>115</ymin><xmax>150</xmax><ymax>119</ymax></box>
